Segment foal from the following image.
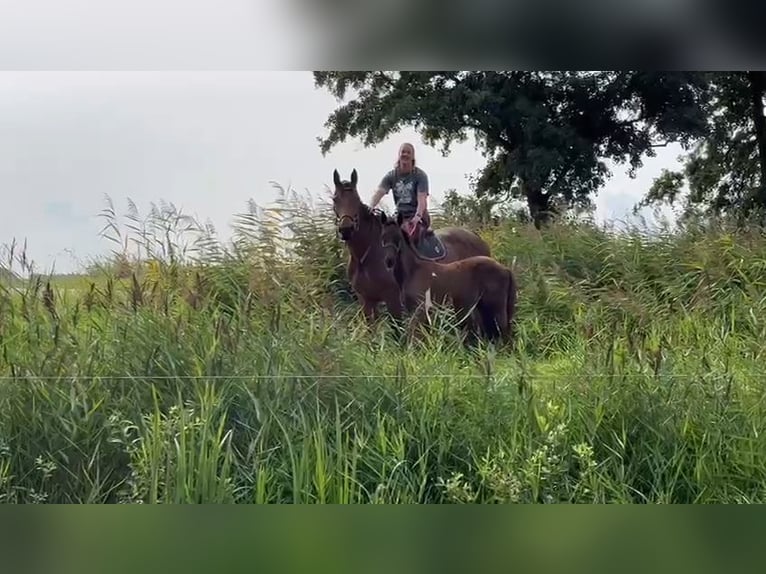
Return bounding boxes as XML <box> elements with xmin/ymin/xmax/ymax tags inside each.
<box><xmin>380</xmin><ymin>218</ymin><xmax>517</xmax><ymax>344</ymax></box>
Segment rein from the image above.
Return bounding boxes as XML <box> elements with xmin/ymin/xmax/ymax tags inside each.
<box><xmin>334</xmin><ymin>180</ymin><xmax>388</xmax><ymax>270</ymax></box>
<box><xmin>357</xmin><ymin>243</ymin><xmax>372</xmax><ymax>266</ymax></box>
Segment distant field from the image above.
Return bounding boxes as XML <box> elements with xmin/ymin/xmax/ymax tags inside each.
<box><xmin>1</xmin><ymin>196</ymin><xmax>765</xmax><ymax>503</ymax></box>
<box><xmin>47</xmin><ymin>274</ymin><xmax>101</xmax><ymax>291</ymax></box>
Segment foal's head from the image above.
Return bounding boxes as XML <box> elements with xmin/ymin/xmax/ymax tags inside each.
<box><xmin>380</xmin><ymin>219</ymin><xmax>408</xmax><ymax>272</ymax></box>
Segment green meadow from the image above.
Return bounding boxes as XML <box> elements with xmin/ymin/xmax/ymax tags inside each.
<box><xmin>1</xmin><ymin>191</ymin><xmax>765</xmax><ymax>503</ymax></box>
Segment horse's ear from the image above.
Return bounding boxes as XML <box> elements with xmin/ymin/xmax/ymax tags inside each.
<box><xmin>350</xmin><ymin>169</ymin><xmax>358</xmax><ymax>187</ymax></box>
<box><xmin>333</xmin><ymin>169</ymin><xmax>341</xmax><ymax>187</ymax></box>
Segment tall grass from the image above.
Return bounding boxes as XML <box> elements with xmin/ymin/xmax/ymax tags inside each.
<box><xmin>1</xmin><ymin>187</ymin><xmax>766</xmax><ymax>503</ymax></box>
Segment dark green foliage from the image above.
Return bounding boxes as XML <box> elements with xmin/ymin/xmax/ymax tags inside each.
<box><xmin>640</xmin><ymin>72</ymin><xmax>766</xmax><ymax>220</ymax></box>
<box><xmin>313</xmin><ymin>71</ymin><xmax>709</xmax><ymax>227</ymax></box>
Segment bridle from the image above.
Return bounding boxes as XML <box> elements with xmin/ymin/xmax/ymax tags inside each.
<box><xmin>380</xmin><ymin>225</ymin><xmax>404</xmax><ymax>269</ymax></box>
<box><xmin>333</xmin><ymin>184</ymin><xmax>393</xmax><ymax>269</ymax></box>
<box><xmin>335</xmin><ymin>212</ymin><xmax>359</xmax><ymax>233</ymax></box>
<box><xmin>334</xmin><ymin>182</ymin><xmax>361</xmax><ymax>235</ymax></box>
<box><xmin>334</xmin><ymin>185</ymin><xmax>388</xmax><ymax>240</ymax></box>
<box><xmin>380</xmin><ymin>234</ymin><xmax>398</xmax><ymax>254</ymax></box>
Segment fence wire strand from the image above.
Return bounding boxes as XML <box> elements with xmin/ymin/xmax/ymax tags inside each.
<box><xmin>0</xmin><ymin>373</ymin><xmax>749</xmax><ymax>381</ymax></box>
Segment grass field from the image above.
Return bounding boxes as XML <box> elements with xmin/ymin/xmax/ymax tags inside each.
<box><xmin>1</xmin><ymin>191</ymin><xmax>765</xmax><ymax>503</ymax></box>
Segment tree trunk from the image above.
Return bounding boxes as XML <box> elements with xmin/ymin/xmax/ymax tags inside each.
<box><xmin>748</xmin><ymin>71</ymin><xmax>766</xmax><ymax>205</ymax></box>
<box><xmin>523</xmin><ymin>181</ymin><xmax>551</xmax><ymax>229</ymax></box>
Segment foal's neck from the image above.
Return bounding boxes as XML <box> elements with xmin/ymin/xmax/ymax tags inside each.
<box><xmin>400</xmin><ymin>239</ymin><xmax>436</xmax><ymax>279</ymax></box>
<box><xmin>347</xmin><ymin>208</ymin><xmax>379</xmax><ymax>263</ymax></box>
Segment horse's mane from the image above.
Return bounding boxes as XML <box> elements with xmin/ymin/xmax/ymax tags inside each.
<box><xmin>381</xmin><ymin>218</ymin><xmax>415</xmax><ymax>250</ymax></box>
<box><xmin>368</xmin><ymin>205</ymin><xmax>387</xmax><ymax>221</ymax></box>
<box><xmin>337</xmin><ymin>178</ymin><xmax>387</xmax><ymax>229</ymax></box>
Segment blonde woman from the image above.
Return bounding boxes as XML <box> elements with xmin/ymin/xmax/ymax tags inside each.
<box><xmin>370</xmin><ymin>142</ymin><xmax>430</xmax><ymax>241</ymax></box>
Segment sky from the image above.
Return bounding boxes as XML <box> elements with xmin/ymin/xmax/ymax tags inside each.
<box><xmin>0</xmin><ymin>70</ymin><xmax>684</xmax><ymax>275</ymax></box>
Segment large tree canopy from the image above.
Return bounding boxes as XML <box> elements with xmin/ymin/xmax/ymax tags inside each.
<box><xmin>313</xmin><ymin>71</ymin><xmax>709</xmax><ymax>227</ymax></box>
<box><xmin>640</xmin><ymin>72</ymin><xmax>766</xmax><ymax>220</ymax></box>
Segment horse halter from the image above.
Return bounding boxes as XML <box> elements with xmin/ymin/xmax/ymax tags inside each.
<box><xmin>334</xmin><ymin>182</ymin><xmax>361</xmax><ymax>234</ymax></box>
<box><xmin>335</xmin><ymin>212</ymin><xmax>359</xmax><ymax>231</ymax></box>
<box><xmin>380</xmin><ymin>235</ymin><xmax>397</xmax><ymax>252</ymax></box>
<box><xmin>380</xmin><ymin>226</ymin><xmax>403</xmax><ymax>257</ymax></box>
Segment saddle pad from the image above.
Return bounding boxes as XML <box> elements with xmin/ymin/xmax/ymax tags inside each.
<box><xmin>414</xmin><ymin>230</ymin><xmax>447</xmax><ymax>261</ymax></box>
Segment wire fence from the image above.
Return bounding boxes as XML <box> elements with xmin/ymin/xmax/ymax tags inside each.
<box><xmin>0</xmin><ymin>372</ymin><xmax>749</xmax><ymax>381</ymax></box>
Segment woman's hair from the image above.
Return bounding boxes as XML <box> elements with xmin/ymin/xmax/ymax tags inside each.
<box><xmin>394</xmin><ymin>142</ymin><xmax>416</xmax><ymax>171</ymax></box>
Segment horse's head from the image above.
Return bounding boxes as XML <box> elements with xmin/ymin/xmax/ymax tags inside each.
<box><xmin>380</xmin><ymin>218</ymin><xmax>405</xmax><ymax>272</ymax></box>
<box><xmin>332</xmin><ymin>168</ymin><xmax>363</xmax><ymax>241</ymax></box>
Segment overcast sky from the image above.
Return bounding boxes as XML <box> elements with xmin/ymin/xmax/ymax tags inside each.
<box><xmin>0</xmin><ymin>70</ymin><xmax>683</xmax><ymax>274</ymax></box>
<box><xmin>0</xmin><ymin>1</ymin><xmax>690</xmax><ymax>274</ymax></box>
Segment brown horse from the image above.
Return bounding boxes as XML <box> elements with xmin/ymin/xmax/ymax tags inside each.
<box><xmin>380</xmin><ymin>217</ymin><xmax>517</xmax><ymax>345</ymax></box>
<box><xmin>332</xmin><ymin>168</ymin><xmax>492</xmax><ymax>323</ymax></box>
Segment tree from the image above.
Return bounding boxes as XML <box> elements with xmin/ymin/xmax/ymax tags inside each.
<box><xmin>639</xmin><ymin>72</ymin><xmax>766</xmax><ymax>220</ymax></box>
<box><xmin>313</xmin><ymin>71</ymin><xmax>709</xmax><ymax>228</ymax></box>
<box><xmin>439</xmin><ymin>188</ymin><xmax>524</xmax><ymax>228</ymax></box>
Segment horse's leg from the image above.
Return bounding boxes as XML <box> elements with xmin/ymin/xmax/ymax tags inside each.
<box><xmin>382</xmin><ymin>291</ymin><xmax>408</xmax><ymax>338</ymax></box>
<box><xmin>471</xmin><ymin>307</ymin><xmax>487</xmax><ymax>343</ymax></box>
<box><xmin>359</xmin><ymin>296</ymin><xmax>379</xmax><ymax>324</ymax></box>
<box><xmin>499</xmin><ymin>320</ymin><xmax>513</xmax><ymax>350</ymax></box>
<box><xmin>483</xmin><ymin>307</ymin><xmax>502</xmax><ymax>342</ymax></box>
<box><xmin>505</xmin><ymin>272</ymin><xmax>518</xmax><ymax>349</ymax></box>
<box><xmin>383</xmin><ymin>289</ymin><xmax>405</xmax><ymax>320</ymax></box>
<box><xmin>496</xmin><ymin>292</ymin><xmax>512</xmax><ymax>345</ymax></box>
<box><xmin>365</xmin><ymin>302</ymin><xmax>380</xmax><ymax>324</ymax></box>
<box><xmin>450</xmin><ymin>296</ymin><xmax>480</xmax><ymax>346</ymax></box>
<box><xmin>401</xmin><ymin>292</ymin><xmax>419</xmax><ymax>315</ymax></box>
